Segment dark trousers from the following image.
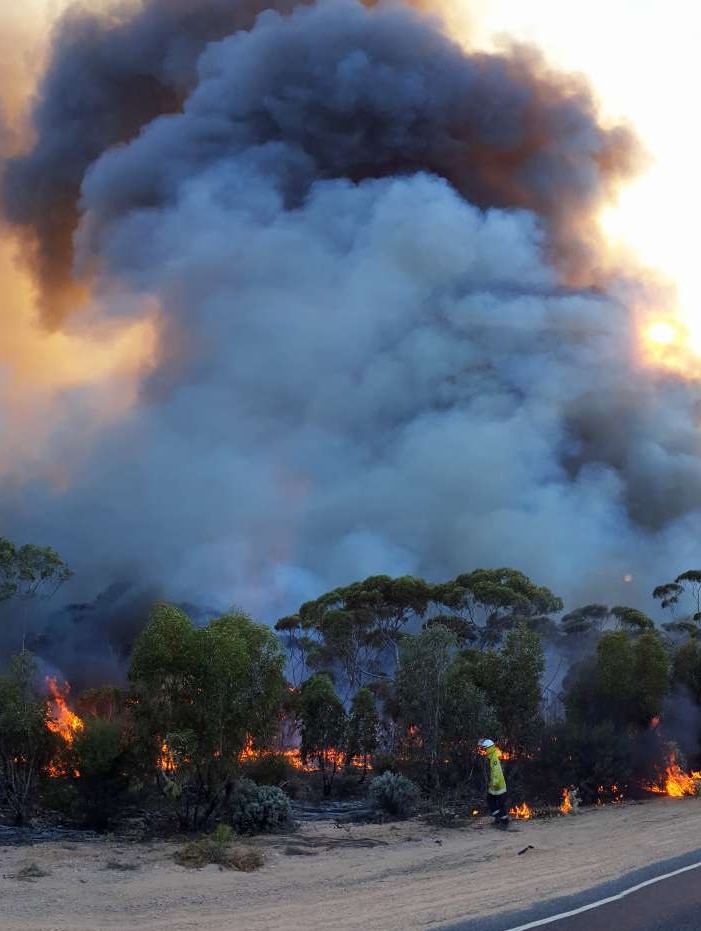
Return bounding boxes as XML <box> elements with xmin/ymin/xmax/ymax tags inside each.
<box><xmin>487</xmin><ymin>792</ymin><xmax>509</xmax><ymax>822</ymax></box>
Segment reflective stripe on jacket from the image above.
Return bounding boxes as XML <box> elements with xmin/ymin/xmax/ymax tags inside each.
<box><xmin>486</xmin><ymin>745</ymin><xmax>507</xmax><ymax>795</ymax></box>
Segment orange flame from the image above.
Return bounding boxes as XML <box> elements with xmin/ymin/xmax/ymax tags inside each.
<box><xmin>509</xmin><ymin>802</ymin><xmax>532</xmax><ymax>820</ymax></box>
<box><xmin>595</xmin><ymin>784</ymin><xmax>624</xmax><ymax>804</ymax></box>
<box><xmin>45</xmin><ymin>677</ymin><xmax>83</xmax><ymax>778</ymax></box>
<box><xmin>238</xmin><ymin>734</ymin><xmax>257</xmax><ymax>763</ymax></box>
<box><xmin>560</xmin><ymin>788</ymin><xmax>573</xmax><ymax>814</ymax></box>
<box><xmin>643</xmin><ymin>753</ymin><xmax>701</xmax><ymax>797</ymax></box>
<box><xmin>157</xmin><ymin>740</ymin><xmax>178</xmax><ymax>773</ymax></box>
<box><xmin>46</xmin><ymin>677</ymin><xmax>84</xmax><ymax>746</ymax></box>
<box><xmin>156</xmin><ymin>733</ymin><xmax>370</xmax><ymax>775</ymax></box>
<box><xmin>238</xmin><ymin>734</ymin><xmax>369</xmax><ymax>773</ymax></box>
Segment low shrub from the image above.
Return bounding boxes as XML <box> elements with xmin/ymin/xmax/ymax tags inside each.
<box><xmin>228</xmin><ymin>778</ymin><xmax>292</xmax><ymax>834</ymax></box>
<box><xmin>174</xmin><ymin>823</ymin><xmax>234</xmax><ymax>868</ymax></box>
<box><xmin>369</xmin><ymin>771</ymin><xmax>420</xmax><ymax>820</ymax></box>
<box><xmin>174</xmin><ymin>824</ymin><xmax>265</xmax><ymax>872</ymax></box>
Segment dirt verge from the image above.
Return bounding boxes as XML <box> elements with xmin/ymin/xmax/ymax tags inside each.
<box><xmin>0</xmin><ymin>798</ymin><xmax>699</xmax><ymax>931</ymax></box>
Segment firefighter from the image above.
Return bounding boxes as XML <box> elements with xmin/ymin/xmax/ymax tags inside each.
<box><xmin>478</xmin><ymin>737</ymin><xmax>509</xmax><ymax>829</ymax></box>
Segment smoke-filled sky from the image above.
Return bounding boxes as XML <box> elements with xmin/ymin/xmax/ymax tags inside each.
<box><xmin>0</xmin><ymin>0</ymin><xmax>699</xmax><ymax>669</ymax></box>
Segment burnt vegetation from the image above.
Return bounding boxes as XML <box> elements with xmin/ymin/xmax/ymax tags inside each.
<box><xmin>1</xmin><ymin>535</ymin><xmax>701</xmax><ymax>834</ymax></box>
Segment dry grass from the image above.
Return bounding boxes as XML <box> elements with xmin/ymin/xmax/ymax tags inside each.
<box><xmin>104</xmin><ymin>859</ymin><xmax>141</xmax><ymax>872</ymax></box>
<box><xmin>229</xmin><ymin>847</ymin><xmax>265</xmax><ymax>872</ymax></box>
<box><xmin>174</xmin><ymin>824</ymin><xmax>264</xmax><ymax>872</ymax></box>
<box><xmin>6</xmin><ymin>862</ymin><xmax>51</xmax><ymax>882</ymax></box>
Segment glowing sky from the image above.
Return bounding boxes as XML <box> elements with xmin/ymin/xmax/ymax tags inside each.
<box><xmin>466</xmin><ymin>0</ymin><xmax>700</xmax><ymax>363</ymax></box>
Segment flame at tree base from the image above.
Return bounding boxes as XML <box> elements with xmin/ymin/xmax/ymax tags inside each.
<box><xmin>155</xmin><ymin>735</ymin><xmax>371</xmax><ymax>775</ymax></box>
<box><xmin>509</xmin><ymin>802</ymin><xmax>532</xmax><ymax>820</ymax></box>
<box><xmin>642</xmin><ymin>756</ymin><xmax>701</xmax><ymax>798</ymax></box>
<box><xmin>238</xmin><ymin>735</ymin><xmax>370</xmax><ymax>773</ymax></box>
<box><xmin>45</xmin><ymin>677</ymin><xmax>84</xmax><ymax>778</ymax></box>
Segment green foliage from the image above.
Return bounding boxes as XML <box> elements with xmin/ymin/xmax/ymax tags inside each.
<box><xmin>346</xmin><ymin>687</ymin><xmax>379</xmax><ymax>778</ymax></box>
<box><xmin>286</xmin><ymin>575</ymin><xmax>433</xmax><ymax>695</ymax></box>
<box><xmin>443</xmin><ymin>655</ymin><xmax>497</xmax><ymax>771</ymax></box>
<box><xmin>228</xmin><ymin>778</ymin><xmax>292</xmax><ymax>834</ymax></box>
<box><xmin>561</xmin><ymin>604</ymin><xmax>654</xmax><ymax>637</ymax></box>
<box><xmin>74</xmin><ymin>718</ymin><xmax>123</xmax><ymax>775</ymax></box>
<box><xmin>468</xmin><ymin>625</ymin><xmax>545</xmax><ymax>752</ymax></box>
<box><xmin>297</xmin><ymin>673</ymin><xmax>346</xmax><ymax>796</ymax></box>
<box><xmin>369</xmin><ymin>771</ymin><xmax>420</xmax><ymax>819</ymax></box>
<box><xmin>673</xmin><ymin>640</ymin><xmax>701</xmax><ymax>703</ymax></box>
<box><xmin>395</xmin><ymin>625</ymin><xmax>456</xmax><ymax>785</ymax></box>
<box><xmin>72</xmin><ymin>718</ymin><xmax>129</xmax><ymax>830</ymax></box>
<box><xmin>653</xmin><ymin>570</ymin><xmax>701</xmax><ymax>629</ymax></box>
<box><xmin>241</xmin><ymin>752</ymin><xmax>296</xmax><ymax>787</ymax></box>
<box><xmin>632</xmin><ymin>632</ymin><xmax>670</xmax><ymax>723</ymax></box>
<box><xmin>0</xmin><ymin>537</ymin><xmax>73</xmax><ymax>603</ymax></box>
<box><xmin>277</xmin><ymin>568</ymin><xmax>559</xmax><ymax>709</ymax></box>
<box><xmin>565</xmin><ymin>630</ymin><xmax>670</xmax><ymax>730</ymax></box>
<box><xmin>423</xmin><ymin>614</ymin><xmax>477</xmax><ymax>646</ymax></box>
<box><xmin>449</xmin><ymin>568</ymin><xmax>562</xmax><ymax>646</ymax></box>
<box><xmin>596</xmin><ymin>632</ymin><xmax>635</xmax><ymax>713</ymax></box>
<box><xmin>128</xmin><ymin>603</ymin><xmax>286</xmax><ymax>830</ymax></box>
<box><xmin>0</xmin><ymin>651</ymin><xmax>53</xmax><ymax>824</ymax></box>
<box><xmin>561</xmin><ymin>604</ymin><xmax>610</xmax><ymax>636</ymax></box>
<box><xmin>611</xmin><ymin>607</ymin><xmax>655</xmax><ymax>632</ymax></box>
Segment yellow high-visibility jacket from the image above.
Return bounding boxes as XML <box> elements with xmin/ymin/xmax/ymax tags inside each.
<box><xmin>486</xmin><ymin>745</ymin><xmax>507</xmax><ymax>795</ymax></box>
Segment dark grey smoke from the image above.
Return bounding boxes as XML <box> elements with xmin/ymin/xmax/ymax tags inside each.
<box><xmin>1</xmin><ymin>0</ymin><xmax>700</xmax><ymax>677</ymax></box>
<box><xmin>3</xmin><ymin>0</ymin><xmax>306</xmax><ymax>326</ymax></box>
<box><xmin>74</xmin><ymin>0</ymin><xmax>638</xmax><ymax>284</ymax></box>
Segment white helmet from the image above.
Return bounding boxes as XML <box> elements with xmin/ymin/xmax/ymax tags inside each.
<box><xmin>478</xmin><ymin>738</ymin><xmax>495</xmax><ymax>749</ymax></box>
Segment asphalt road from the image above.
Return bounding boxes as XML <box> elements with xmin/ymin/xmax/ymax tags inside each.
<box><xmin>440</xmin><ymin>848</ymin><xmax>701</xmax><ymax>931</ymax></box>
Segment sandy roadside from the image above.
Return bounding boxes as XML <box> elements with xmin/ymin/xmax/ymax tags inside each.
<box><xmin>0</xmin><ymin>799</ymin><xmax>698</xmax><ymax>931</ymax></box>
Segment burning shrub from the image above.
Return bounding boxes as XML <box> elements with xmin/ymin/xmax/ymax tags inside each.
<box><xmin>228</xmin><ymin>778</ymin><xmax>292</xmax><ymax>835</ymax></box>
<box><xmin>370</xmin><ymin>771</ymin><xmax>420</xmax><ymax>820</ymax></box>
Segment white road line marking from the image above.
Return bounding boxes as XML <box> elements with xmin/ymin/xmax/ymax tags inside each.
<box><xmin>501</xmin><ymin>858</ymin><xmax>701</xmax><ymax>930</ymax></box>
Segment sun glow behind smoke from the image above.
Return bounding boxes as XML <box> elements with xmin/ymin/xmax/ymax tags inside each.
<box><xmin>459</xmin><ymin>0</ymin><xmax>700</xmax><ymax>376</ymax></box>
<box><xmin>0</xmin><ymin>231</ymin><xmax>157</xmax><ymax>482</ymax></box>
<box><xmin>0</xmin><ymin>1</ymin><xmax>158</xmax><ymax>480</ymax></box>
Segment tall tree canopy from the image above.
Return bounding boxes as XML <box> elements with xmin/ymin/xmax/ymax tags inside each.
<box><xmin>0</xmin><ymin>537</ymin><xmax>73</xmax><ymax>603</ymax></box>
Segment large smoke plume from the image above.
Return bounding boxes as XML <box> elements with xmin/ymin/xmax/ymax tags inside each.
<box><xmin>1</xmin><ymin>0</ymin><xmax>700</xmax><ymax>678</ymax></box>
